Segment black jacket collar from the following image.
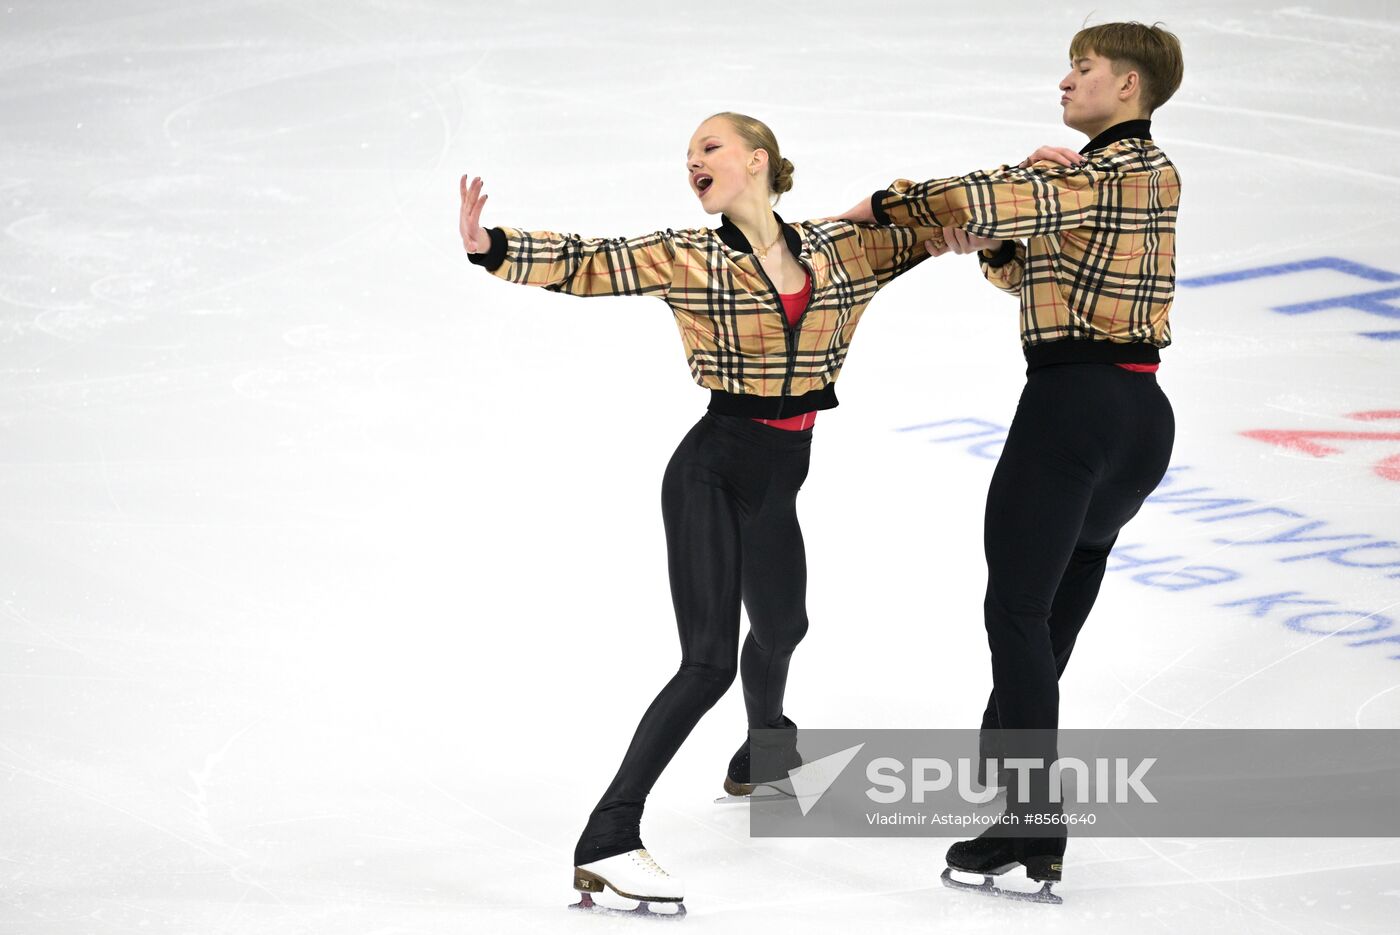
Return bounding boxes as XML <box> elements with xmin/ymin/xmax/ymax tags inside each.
<box><xmin>1080</xmin><ymin>119</ymin><xmax>1153</xmax><ymax>155</ymax></box>
<box><xmin>718</xmin><ymin>212</ymin><xmax>803</xmax><ymax>256</ymax></box>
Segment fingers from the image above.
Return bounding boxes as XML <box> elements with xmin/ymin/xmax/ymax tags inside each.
<box><xmin>940</xmin><ymin>225</ymin><xmax>965</xmax><ymax>255</ymax></box>
<box><xmin>928</xmin><ymin>226</ymin><xmax>998</xmax><ymax>258</ymax></box>
<box><xmin>460</xmin><ymin>175</ymin><xmax>484</xmax><ymax>208</ymax></box>
<box><xmin>459</xmin><ymin>175</ymin><xmax>490</xmax><ymax>253</ymax></box>
<box><xmin>1055</xmin><ymin>146</ymin><xmax>1086</xmax><ymax>165</ymax></box>
<box><xmin>460</xmin><ymin>176</ymin><xmax>487</xmax><ymax>228</ymax></box>
<box><xmin>1027</xmin><ymin>146</ymin><xmax>1087</xmax><ymax>168</ymax></box>
<box><xmin>943</xmin><ymin>226</ymin><xmax>997</xmax><ymax>255</ymax></box>
<box><xmin>464</xmin><ymin>176</ymin><xmax>481</xmax><ymax>232</ymax></box>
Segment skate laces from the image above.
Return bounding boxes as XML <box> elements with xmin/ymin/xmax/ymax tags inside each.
<box><xmin>634</xmin><ymin>849</ymin><xmax>669</xmax><ymax>877</ymax></box>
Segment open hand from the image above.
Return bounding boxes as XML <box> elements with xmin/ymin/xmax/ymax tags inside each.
<box><xmin>459</xmin><ymin>175</ymin><xmax>491</xmax><ymax>254</ymax></box>
<box><xmin>926</xmin><ymin>225</ymin><xmax>1003</xmax><ymax>257</ymax></box>
<box><xmin>1019</xmin><ymin>145</ymin><xmax>1086</xmax><ymax>169</ymax></box>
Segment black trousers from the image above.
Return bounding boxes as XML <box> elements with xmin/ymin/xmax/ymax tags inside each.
<box><xmin>575</xmin><ymin>413</ymin><xmax>813</xmax><ymax>866</ymax></box>
<box><xmin>979</xmin><ymin>365</ymin><xmax>1174</xmax><ymax>746</ymax></box>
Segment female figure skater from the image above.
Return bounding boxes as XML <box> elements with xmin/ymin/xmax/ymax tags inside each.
<box><xmin>459</xmin><ymin>112</ymin><xmax>941</xmax><ymax>914</ymax></box>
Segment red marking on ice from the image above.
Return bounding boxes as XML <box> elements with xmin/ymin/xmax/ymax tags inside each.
<box><xmin>1376</xmin><ymin>454</ymin><xmax>1400</xmax><ymax>483</ymax></box>
<box><xmin>1240</xmin><ymin>429</ymin><xmax>1400</xmax><ymax>458</ymax></box>
<box><xmin>1241</xmin><ymin>410</ymin><xmax>1400</xmax><ymax>481</ymax></box>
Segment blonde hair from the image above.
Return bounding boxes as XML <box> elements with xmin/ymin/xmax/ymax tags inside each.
<box><xmin>1070</xmin><ymin>22</ymin><xmax>1184</xmax><ymax>113</ymax></box>
<box><xmin>710</xmin><ymin>111</ymin><xmax>795</xmax><ymax>202</ymax></box>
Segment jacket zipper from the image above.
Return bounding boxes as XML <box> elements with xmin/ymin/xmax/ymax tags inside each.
<box><xmin>751</xmin><ymin>244</ymin><xmax>813</xmax><ymax>419</ymax></box>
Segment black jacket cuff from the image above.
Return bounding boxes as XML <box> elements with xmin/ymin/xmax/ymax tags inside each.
<box><xmin>980</xmin><ymin>239</ymin><xmax>1017</xmax><ymax>268</ymax></box>
<box><xmin>870</xmin><ymin>190</ymin><xmax>893</xmax><ymax>226</ymax></box>
<box><xmin>467</xmin><ymin>227</ymin><xmax>508</xmax><ymax>271</ymax></box>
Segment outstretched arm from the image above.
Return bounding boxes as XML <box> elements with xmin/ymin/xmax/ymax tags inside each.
<box><xmin>459</xmin><ymin>174</ymin><xmax>675</xmax><ymax>298</ymax></box>
<box><xmin>873</xmin><ymin>161</ymin><xmax>1096</xmax><ymax>240</ymax></box>
<box><xmin>835</xmin><ymin>145</ymin><xmax>1081</xmax><ymax>296</ymax></box>
<box><xmin>835</xmin><ymin>144</ymin><xmax>1094</xmax><ymax>240</ymax></box>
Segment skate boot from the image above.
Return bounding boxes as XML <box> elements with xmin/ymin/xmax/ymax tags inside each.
<box><xmin>941</xmin><ymin>827</ymin><xmax>1065</xmax><ymax>905</ymax></box>
<box><xmin>722</xmin><ymin>715</ymin><xmax>800</xmax><ymax>799</ymax></box>
<box><xmin>571</xmin><ymin>848</ymin><xmax>686</xmax><ymax>919</ymax></box>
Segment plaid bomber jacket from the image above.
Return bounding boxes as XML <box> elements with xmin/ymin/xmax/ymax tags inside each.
<box><xmin>873</xmin><ymin>120</ymin><xmax>1179</xmax><ymax>370</ymax></box>
<box><xmin>468</xmin><ymin>213</ymin><xmax>941</xmax><ymax>418</ymax></box>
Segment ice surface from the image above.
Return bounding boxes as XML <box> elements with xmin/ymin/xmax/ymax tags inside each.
<box><xmin>2</xmin><ymin>1</ymin><xmax>1399</xmax><ymax>932</ymax></box>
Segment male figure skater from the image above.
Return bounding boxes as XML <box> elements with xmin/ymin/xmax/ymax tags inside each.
<box><xmin>843</xmin><ymin>21</ymin><xmax>1184</xmax><ymax>900</ymax></box>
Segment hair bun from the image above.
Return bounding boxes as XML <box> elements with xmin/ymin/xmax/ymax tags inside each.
<box><xmin>772</xmin><ymin>157</ymin><xmax>795</xmax><ymax>194</ymax></box>
<box><xmin>707</xmin><ymin>112</ymin><xmax>794</xmax><ymax>202</ymax></box>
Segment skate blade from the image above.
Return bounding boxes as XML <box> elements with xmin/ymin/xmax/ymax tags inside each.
<box><xmin>712</xmin><ymin>788</ymin><xmax>796</xmax><ymax>805</ymax></box>
<box><xmin>570</xmin><ymin>891</ymin><xmax>687</xmax><ymax>919</ymax></box>
<box><xmin>713</xmin><ymin>780</ymin><xmax>797</xmax><ymax>805</ymax></box>
<box><xmin>940</xmin><ymin>867</ymin><xmax>1062</xmax><ymax>905</ymax></box>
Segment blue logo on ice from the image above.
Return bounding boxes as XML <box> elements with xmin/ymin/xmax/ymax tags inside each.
<box><xmin>791</xmin><ymin>743</ymin><xmax>866</xmax><ymax>816</ymax></box>
<box><xmin>1179</xmin><ymin>256</ymin><xmax>1400</xmax><ymax>341</ymax></box>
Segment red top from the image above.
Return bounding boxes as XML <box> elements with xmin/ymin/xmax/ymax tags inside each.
<box><xmin>1116</xmin><ymin>363</ymin><xmax>1160</xmax><ymax>373</ymax></box>
<box><xmin>753</xmin><ymin>273</ymin><xmax>817</xmax><ymax>431</ymax></box>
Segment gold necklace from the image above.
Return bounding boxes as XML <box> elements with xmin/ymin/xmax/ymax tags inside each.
<box><xmin>753</xmin><ymin>228</ymin><xmax>783</xmax><ymax>259</ymax></box>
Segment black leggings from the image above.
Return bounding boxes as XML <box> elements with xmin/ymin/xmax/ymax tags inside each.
<box><xmin>980</xmin><ymin>365</ymin><xmax>1175</xmax><ymax>739</ymax></box>
<box><xmin>575</xmin><ymin>413</ymin><xmax>813</xmax><ymax>865</ymax></box>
